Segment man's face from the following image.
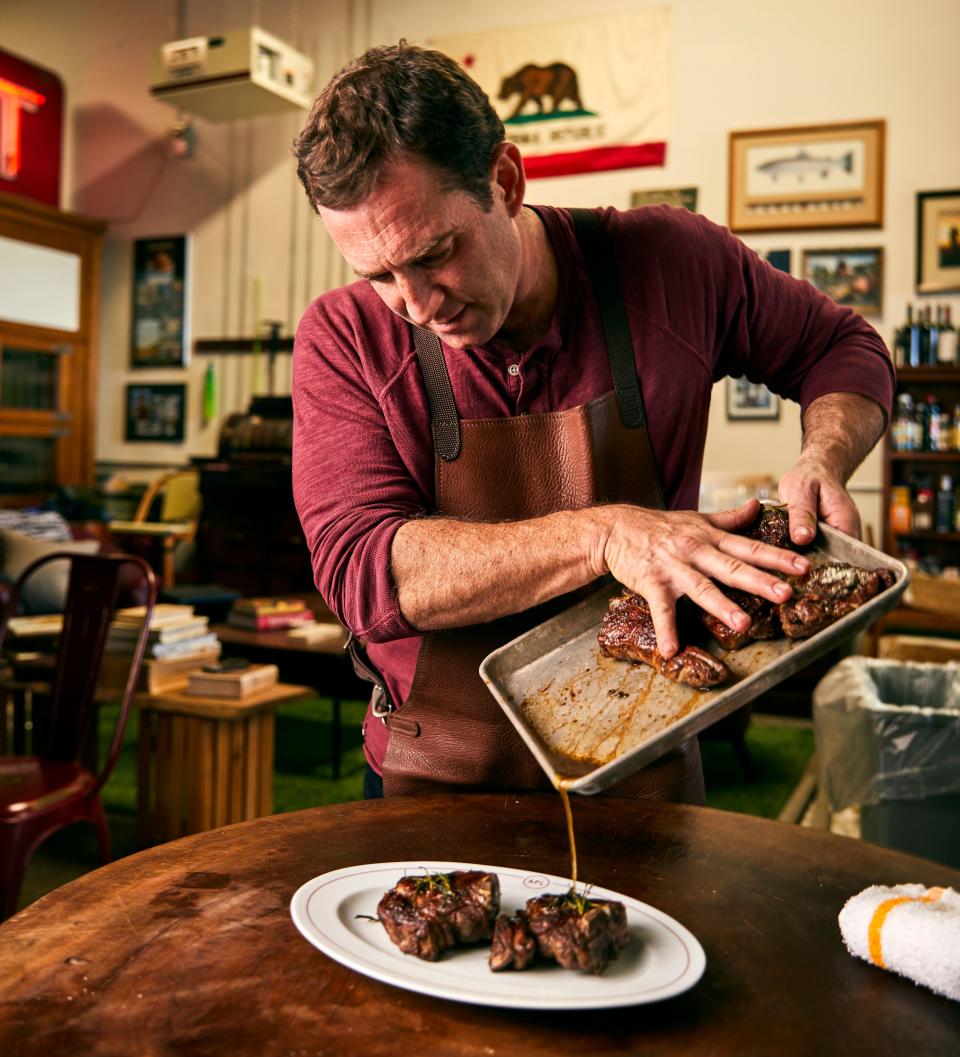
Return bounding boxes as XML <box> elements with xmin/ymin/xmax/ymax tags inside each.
<box><xmin>318</xmin><ymin>154</ymin><xmax>523</xmax><ymax>349</ymax></box>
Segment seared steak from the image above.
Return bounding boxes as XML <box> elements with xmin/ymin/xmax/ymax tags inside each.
<box><xmin>490</xmin><ymin>892</ymin><xmax>630</xmax><ymax>973</ymax></box>
<box><xmin>599</xmin><ymin>592</ymin><xmax>731</xmax><ymax>687</ymax></box>
<box><xmin>701</xmin><ymin>588</ymin><xmax>780</xmax><ymax>650</ymax></box>
<box><xmin>745</xmin><ymin>505</ymin><xmax>795</xmax><ymax>550</ymax></box>
<box><xmin>489</xmin><ymin>911</ymin><xmax>538</xmax><ymax>971</ymax></box>
<box><xmin>377</xmin><ymin>870</ymin><xmax>500</xmax><ymax>961</ymax></box>
<box><xmin>779</xmin><ymin>561</ymin><xmax>896</xmax><ymax>639</ymax></box>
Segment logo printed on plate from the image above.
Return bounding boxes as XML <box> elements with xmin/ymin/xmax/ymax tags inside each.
<box><xmin>523</xmin><ymin>875</ymin><xmax>551</xmax><ymax>890</ymax></box>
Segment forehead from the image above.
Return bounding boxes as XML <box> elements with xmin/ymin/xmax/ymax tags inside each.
<box><xmin>318</xmin><ymin>158</ymin><xmax>478</xmax><ymax>273</ymax></box>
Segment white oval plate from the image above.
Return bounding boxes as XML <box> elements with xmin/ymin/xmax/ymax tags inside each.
<box><xmin>290</xmin><ymin>860</ymin><xmax>706</xmax><ymax>1010</ymax></box>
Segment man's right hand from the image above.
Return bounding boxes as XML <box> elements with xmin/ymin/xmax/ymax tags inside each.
<box><xmin>593</xmin><ymin>499</ymin><xmax>810</xmax><ymax>658</ymax></box>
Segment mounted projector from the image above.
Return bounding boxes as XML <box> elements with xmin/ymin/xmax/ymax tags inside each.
<box><xmin>150</xmin><ymin>26</ymin><xmax>314</xmax><ymax>122</ymax></box>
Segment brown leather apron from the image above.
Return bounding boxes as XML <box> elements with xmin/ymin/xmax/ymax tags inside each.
<box><xmin>370</xmin><ymin>209</ymin><xmax>704</xmax><ymax>802</ymax></box>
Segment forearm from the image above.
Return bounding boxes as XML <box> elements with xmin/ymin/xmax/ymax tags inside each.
<box><xmin>391</xmin><ymin>509</ymin><xmax>608</xmax><ymax>630</ymax></box>
<box><xmin>798</xmin><ymin>392</ymin><xmax>886</xmax><ymax>483</ymax></box>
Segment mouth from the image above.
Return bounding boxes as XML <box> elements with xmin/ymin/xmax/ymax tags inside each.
<box><xmin>431</xmin><ymin>305</ymin><xmax>468</xmax><ymax>332</ymax></box>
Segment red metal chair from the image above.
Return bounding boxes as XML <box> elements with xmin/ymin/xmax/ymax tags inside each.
<box><xmin>0</xmin><ymin>552</ymin><xmax>156</xmax><ymax>920</ymax></box>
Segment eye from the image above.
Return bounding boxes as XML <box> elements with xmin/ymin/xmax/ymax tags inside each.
<box><xmin>367</xmin><ymin>272</ymin><xmax>393</xmax><ymax>286</ymax></box>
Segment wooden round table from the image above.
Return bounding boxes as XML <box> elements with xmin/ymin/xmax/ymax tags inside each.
<box><xmin>1</xmin><ymin>794</ymin><xmax>958</xmax><ymax>1056</ymax></box>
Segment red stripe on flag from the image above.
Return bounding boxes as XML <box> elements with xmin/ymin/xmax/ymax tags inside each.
<box><xmin>523</xmin><ymin>142</ymin><xmax>667</xmax><ymax>179</ymax></box>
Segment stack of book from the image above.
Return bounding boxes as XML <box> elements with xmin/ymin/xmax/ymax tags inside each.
<box><xmin>226</xmin><ymin>597</ymin><xmax>316</xmax><ymax>631</ymax></box>
<box><xmin>104</xmin><ymin>604</ymin><xmax>221</xmax><ymax>693</ymax></box>
<box><xmin>185</xmin><ymin>662</ymin><xmax>279</xmax><ymax>699</ymax></box>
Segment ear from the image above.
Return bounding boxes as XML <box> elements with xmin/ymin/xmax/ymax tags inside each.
<box><xmin>490</xmin><ymin>141</ymin><xmax>526</xmax><ymax>216</ymax></box>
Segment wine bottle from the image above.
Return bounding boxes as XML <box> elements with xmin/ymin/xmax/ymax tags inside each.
<box><xmin>939</xmin><ymin>305</ymin><xmax>958</xmax><ymax>365</ymax></box>
<box><xmin>907</xmin><ymin>305</ymin><xmax>922</xmax><ymax>368</ymax></box>
<box><xmin>919</xmin><ymin>306</ymin><xmax>932</xmax><ymax>365</ymax></box>
<box><xmin>929</xmin><ymin>305</ymin><xmax>941</xmax><ymax>364</ymax></box>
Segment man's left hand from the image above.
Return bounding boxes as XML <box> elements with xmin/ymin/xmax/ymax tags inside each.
<box><xmin>778</xmin><ymin>455</ymin><xmax>862</xmax><ymax>545</ymax></box>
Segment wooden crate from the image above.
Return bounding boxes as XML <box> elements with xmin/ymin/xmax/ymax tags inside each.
<box><xmin>877</xmin><ymin>634</ymin><xmax>960</xmax><ymax>663</ymax></box>
<box><xmin>136</xmin><ymin>682</ymin><xmax>310</xmax><ymax>845</ymax></box>
<box><xmin>903</xmin><ymin>570</ymin><xmax>960</xmax><ymax>616</ymax></box>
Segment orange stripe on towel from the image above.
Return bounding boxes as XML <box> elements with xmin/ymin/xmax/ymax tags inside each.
<box><xmin>868</xmin><ymin>888</ymin><xmax>945</xmax><ymax>968</ymax></box>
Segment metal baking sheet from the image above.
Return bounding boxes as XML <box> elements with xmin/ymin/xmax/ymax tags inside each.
<box><xmin>480</xmin><ymin>523</ymin><xmax>909</xmax><ymax>795</ymax></box>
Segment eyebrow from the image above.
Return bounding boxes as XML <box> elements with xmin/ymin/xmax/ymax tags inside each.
<box><xmin>352</xmin><ymin>231</ymin><xmax>454</xmax><ymax>280</ymax></box>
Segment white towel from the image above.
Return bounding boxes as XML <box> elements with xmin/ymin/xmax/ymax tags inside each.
<box><xmin>839</xmin><ymin>883</ymin><xmax>960</xmax><ymax>1002</ymax></box>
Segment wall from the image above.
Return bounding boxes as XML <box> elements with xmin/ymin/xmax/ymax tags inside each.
<box><xmin>4</xmin><ymin>0</ymin><xmax>960</xmax><ymax>537</ymax></box>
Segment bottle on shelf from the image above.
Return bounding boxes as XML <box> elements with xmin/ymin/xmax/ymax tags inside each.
<box><xmin>928</xmin><ymin>305</ymin><xmax>941</xmax><ymax>365</ymax></box>
<box><xmin>891</xmin><ymin>393</ymin><xmax>914</xmax><ymax>451</ymax></box>
<box><xmin>913</xmin><ymin>481</ymin><xmax>935</xmax><ymax>531</ymax></box>
<box><xmin>889</xmin><ymin>484</ymin><xmax>913</xmax><ymax>534</ymax></box>
<box><xmin>918</xmin><ymin>307</ymin><xmax>932</xmax><ymax>366</ymax></box>
<box><xmin>954</xmin><ymin>402</ymin><xmax>960</xmax><ymax>452</ymax></box>
<box><xmin>907</xmin><ymin>305</ymin><xmax>922</xmax><ymax>368</ymax></box>
<box><xmin>939</xmin><ymin>306</ymin><xmax>958</xmax><ymax>366</ymax></box>
<box><xmin>938</xmin><ymin>407</ymin><xmax>954</xmax><ymax>452</ymax></box>
<box><xmin>935</xmin><ymin>474</ymin><xmax>954</xmax><ymax>534</ymax></box>
<box><xmin>923</xmin><ymin>394</ymin><xmax>942</xmax><ymax>451</ymax></box>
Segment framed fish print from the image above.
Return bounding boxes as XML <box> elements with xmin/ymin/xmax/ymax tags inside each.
<box><xmin>726</xmin><ymin>378</ymin><xmax>780</xmax><ymax>421</ymax></box>
<box><xmin>728</xmin><ymin>120</ymin><xmax>885</xmax><ymax>233</ymax></box>
<box><xmin>916</xmin><ymin>189</ymin><xmax>960</xmax><ymax>294</ymax></box>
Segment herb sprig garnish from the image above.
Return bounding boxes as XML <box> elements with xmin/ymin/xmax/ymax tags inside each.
<box><xmin>407</xmin><ymin>869</ymin><xmax>454</xmax><ymax>896</ymax></box>
<box><xmin>555</xmin><ymin>885</ymin><xmax>599</xmax><ymax>916</ymax></box>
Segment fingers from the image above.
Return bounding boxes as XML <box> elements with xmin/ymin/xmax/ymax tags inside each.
<box><xmin>694</xmin><ymin>542</ymin><xmax>800</xmax><ymax>603</ymax></box>
<box><xmin>644</xmin><ymin>587</ymin><xmax>680</xmax><ymax>659</ymax></box>
<box><xmin>714</xmin><ymin>531</ymin><xmax>810</xmax><ymax>578</ymax></box>
<box><xmin>707</xmin><ymin>498</ymin><xmax>762</xmax><ymax>534</ymax></box>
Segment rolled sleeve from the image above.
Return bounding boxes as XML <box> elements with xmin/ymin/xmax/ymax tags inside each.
<box><xmin>292</xmin><ymin>313</ymin><xmax>423</xmax><ymax>642</ymax></box>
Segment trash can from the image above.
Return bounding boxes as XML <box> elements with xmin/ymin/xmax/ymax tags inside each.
<box><xmin>813</xmin><ymin>657</ymin><xmax>960</xmax><ymax>868</ymax></box>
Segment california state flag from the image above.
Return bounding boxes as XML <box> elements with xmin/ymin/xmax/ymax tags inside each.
<box><xmin>430</xmin><ymin>7</ymin><xmax>670</xmax><ymax>178</ymax></box>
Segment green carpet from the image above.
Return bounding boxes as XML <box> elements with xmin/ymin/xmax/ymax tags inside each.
<box><xmin>15</xmin><ymin>702</ymin><xmax>813</xmax><ymax>913</ymax></box>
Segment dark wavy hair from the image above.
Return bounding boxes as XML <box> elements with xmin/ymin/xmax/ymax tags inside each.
<box><xmin>293</xmin><ymin>41</ymin><xmax>505</xmax><ymax>213</ymax></box>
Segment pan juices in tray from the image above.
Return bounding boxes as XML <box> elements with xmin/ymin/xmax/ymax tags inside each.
<box><xmin>481</xmin><ymin>506</ymin><xmax>908</xmax><ymax>793</ymax></box>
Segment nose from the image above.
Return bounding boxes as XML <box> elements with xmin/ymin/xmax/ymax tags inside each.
<box><xmin>395</xmin><ymin>271</ymin><xmax>438</xmax><ymax>327</ymax></box>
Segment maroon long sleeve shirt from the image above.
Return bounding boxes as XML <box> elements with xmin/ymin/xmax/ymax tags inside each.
<box><xmin>292</xmin><ymin>205</ymin><xmax>894</xmax><ymax>772</ymax></box>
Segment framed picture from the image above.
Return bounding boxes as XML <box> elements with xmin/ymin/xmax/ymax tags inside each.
<box><xmin>124</xmin><ymin>383</ymin><xmax>186</xmax><ymax>443</ymax></box>
<box><xmin>631</xmin><ymin>187</ymin><xmax>698</xmax><ymax>212</ymax></box>
<box><xmin>802</xmin><ymin>247</ymin><xmax>884</xmax><ymax>315</ymax></box>
<box><xmin>726</xmin><ymin>378</ymin><xmax>780</xmax><ymax>421</ymax></box>
<box><xmin>916</xmin><ymin>189</ymin><xmax>960</xmax><ymax>293</ymax></box>
<box><xmin>765</xmin><ymin>250</ymin><xmax>792</xmax><ymax>274</ymax></box>
<box><xmin>130</xmin><ymin>235</ymin><xmax>190</xmax><ymax>368</ymax></box>
<box><xmin>728</xmin><ymin>120</ymin><xmax>885</xmax><ymax>233</ymax></box>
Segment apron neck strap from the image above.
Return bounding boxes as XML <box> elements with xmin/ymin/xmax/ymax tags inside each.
<box><xmin>567</xmin><ymin>207</ymin><xmax>648</xmax><ymax>430</ymax></box>
<box><xmin>412</xmin><ymin>324</ymin><xmax>461</xmax><ymax>461</ymax></box>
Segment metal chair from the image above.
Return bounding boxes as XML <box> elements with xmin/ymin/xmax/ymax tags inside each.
<box><xmin>0</xmin><ymin>552</ymin><xmax>156</xmax><ymax>920</ymax></box>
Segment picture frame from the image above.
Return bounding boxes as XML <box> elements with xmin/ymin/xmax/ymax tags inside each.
<box><xmin>124</xmin><ymin>383</ymin><xmax>186</xmax><ymax>443</ymax></box>
<box><xmin>726</xmin><ymin>378</ymin><xmax>780</xmax><ymax>421</ymax></box>
<box><xmin>130</xmin><ymin>235</ymin><xmax>190</xmax><ymax>368</ymax></box>
<box><xmin>631</xmin><ymin>187</ymin><xmax>698</xmax><ymax>212</ymax></box>
<box><xmin>801</xmin><ymin>247</ymin><xmax>884</xmax><ymax>315</ymax></box>
<box><xmin>916</xmin><ymin>189</ymin><xmax>960</xmax><ymax>293</ymax></box>
<box><xmin>728</xmin><ymin>120</ymin><xmax>885</xmax><ymax>233</ymax></box>
<box><xmin>765</xmin><ymin>250</ymin><xmax>792</xmax><ymax>275</ymax></box>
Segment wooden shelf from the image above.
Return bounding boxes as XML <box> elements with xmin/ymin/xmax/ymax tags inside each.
<box><xmin>895</xmin><ymin>367</ymin><xmax>960</xmax><ymax>382</ymax></box>
<box><xmin>893</xmin><ymin>530</ymin><xmax>960</xmax><ymax>542</ymax></box>
<box><xmin>889</xmin><ymin>451</ymin><xmax>960</xmax><ymax>461</ymax></box>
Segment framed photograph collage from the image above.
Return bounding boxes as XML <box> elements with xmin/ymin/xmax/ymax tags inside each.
<box><xmin>127</xmin><ymin>234</ymin><xmax>190</xmax><ymax>443</ymax></box>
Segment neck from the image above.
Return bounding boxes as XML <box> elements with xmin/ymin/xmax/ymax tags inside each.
<box><xmin>497</xmin><ymin>206</ymin><xmax>558</xmax><ymax>352</ymax></box>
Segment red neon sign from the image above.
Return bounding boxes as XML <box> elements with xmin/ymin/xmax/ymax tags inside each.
<box><xmin>0</xmin><ymin>48</ymin><xmax>63</xmax><ymax>207</ymax></box>
<box><xmin>0</xmin><ymin>77</ymin><xmax>47</xmax><ymax>180</ymax></box>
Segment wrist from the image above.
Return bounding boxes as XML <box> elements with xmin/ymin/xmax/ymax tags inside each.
<box><xmin>579</xmin><ymin>504</ymin><xmax>620</xmax><ymax>579</ymax></box>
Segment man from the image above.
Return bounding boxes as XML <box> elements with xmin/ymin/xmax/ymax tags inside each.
<box><xmin>291</xmin><ymin>43</ymin><xmax>893</xmax><ymax>800</ymax></box>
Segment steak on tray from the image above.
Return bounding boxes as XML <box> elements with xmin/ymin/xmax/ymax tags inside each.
<box><xmin>377</xmin><ymin>870</ymin><xmax>500</xmax><ymax>961</ymax></box>
<box><xmin>490</xmin><ymin>892</ymin><xmax>630</xmax><ymax>974</ymax></box>
<box><xmin>779</xmin><ymin>561</ymin><xmax>896</xmax><ymax>639</ymax></box>
<box><xmin>598</xmin><ymin>592</ymin><xmax>731</xmax><ymax>688</ymax></box>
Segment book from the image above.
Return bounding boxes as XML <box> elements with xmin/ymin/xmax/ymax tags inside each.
<box><xmin>185</xmin><ymin>663</ymin><xmax>279</xmax><ymax>699</ymax></box>
<box><xmin>231</xmin><ymin>597</ymin><xmax>311</xmax><ymax>616</ymax></box>
<box><xmin>226</xmin><ymin>610</ymin><xmax>315</xmax><ymax>631</ymax></box>
<box><xmin>107</xmin><ymin>616</ymin><xmax>209</xmax><ymax>645</ymax></box>
<box><xmin>112</xmin><ymin>603</ymin><xmax>196</xmax><ymax>629</ymax></box>
<box><xmin>5</xmin><ymin>614</ymin><xmax>64</xmax><ymax>638</ymax></box>
<box><xmin>107</xmin><ymin>632</ymin><xmax>221</xmax><ymax>660</ymax></box>
<box><xmin>285</xmin><ymin>623</ymin><xmax>345</xmax><ymax>645</ymax></box>
<box><xmin>100</xmin><ymin>646</ymin><xmax>222</xmax><ymax>694</ymax></box>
